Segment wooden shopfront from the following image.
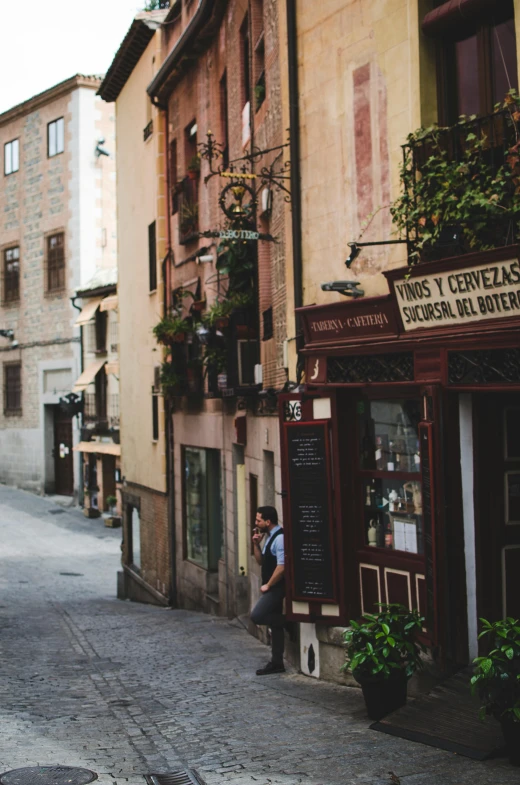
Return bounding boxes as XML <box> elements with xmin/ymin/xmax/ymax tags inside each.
<box><xmin>279</xmin><ymin>246</ymin><xmax>520</xmax><ymax>667</ymax></box>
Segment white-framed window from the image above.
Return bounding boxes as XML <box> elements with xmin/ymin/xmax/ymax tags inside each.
<box><xmin>4</xmin><ymin>139</ymin><xmax>19</xmax><ymax>175</ymax></box>
<box><xmin>47</xmin><ymin>117</ymin><xmax>64</xmax><ymax>157</ymax></box>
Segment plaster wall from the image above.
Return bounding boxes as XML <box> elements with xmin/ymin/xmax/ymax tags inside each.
<box><xmin>291</xmin><ymin>0</ymin><xmax>438</xmax><ymax>307</ymax></box>
<box><xmin>116</xmin><ymin>33</ymin><xmax>167</xmax><ymax>495</ymax></box>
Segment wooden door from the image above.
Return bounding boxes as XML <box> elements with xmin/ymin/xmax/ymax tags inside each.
<box><xmin>475</xmin><ymin>394</ymin><xmax>520</xmax><ymax>624</ymax></box>
<box><xmin>54</xmin><ymin>410</ymin><xmax>74</xmax><ymax>495</ymax></box>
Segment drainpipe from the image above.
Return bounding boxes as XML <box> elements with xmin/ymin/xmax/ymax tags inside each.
<box><xmin>163</xmin><ymin>104</ymin><xmax>178</xmax><ymax>608</ymax></box>
<box><xmin>70</xmin><ymin>295</ymin><xmax>84</xmax><ymax>505</ymax></box>
<box><xmin>286</xmin><ymin>0</ymin><xmax>304</xmax><ymax>366</ymax></box>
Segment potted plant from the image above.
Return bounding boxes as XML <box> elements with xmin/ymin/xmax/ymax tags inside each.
<box><xmin>187</xmin><ymin>154</ymin><xmax>201</xmax><ymax>179</ymax></box>
<box><xmin>153</xmin><ymin>315</ymin><xmax>192</xmax><ymax>346</ymax></box>
<box><xmin>471</xmin><ymin>617</ymin><xmax>520</xmax><ymax>765</ymax></box>
<box><xmin>342</xmin><ymin>603</ymin><xmax>425</xmax><ymax>720</ymax></box>
<box><xmin>179</xmin><ymin>200</ymin><xmax>199</xmax><ymax>237</ymax></box>
<box><xmin>106</xmin><ymin>494</ymin><xmax>117</xmax><ymax>514</ymax></box>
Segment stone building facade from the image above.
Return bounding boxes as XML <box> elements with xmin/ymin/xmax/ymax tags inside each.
<box><xmin>0</xmin><ymin>74</ymin><xmax>116</xmax><ymax>496</ymax></box>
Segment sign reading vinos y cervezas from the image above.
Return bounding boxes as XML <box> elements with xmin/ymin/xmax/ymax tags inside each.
<box><xmin>394</xmin><ymin>259</ymin><xmax>520</xmax><ymax>331</ymax></box>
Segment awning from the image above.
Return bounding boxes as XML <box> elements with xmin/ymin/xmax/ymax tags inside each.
<box><xmin>100</xmin><ymin>294</ymin><xmax>118</xmax><ymax>312</ymax></box>
<box><xmin>75</xmin><ymin>297</ymin><xmax>103</xmax><ymax>326</ymax></box>
<box><xmin>105</xmin><ymin>361</ymin><xmax>119</xmax><ymax>376</ymax></box>
<box><xmin>73</xmin><ymin>441</ymin><xmax>121</xmax><ymax>456</ymax></box>
<box><xmin>72</xmin><ymin>359</ymin><xmax>107</xmax><ymax>392</ymax></box>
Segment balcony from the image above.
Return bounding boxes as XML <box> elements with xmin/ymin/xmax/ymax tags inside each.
<box><xmin>396</xmin><ymin>107</ymin><xmax>520</xmax><ymax>264</ymax></box>
<box><xmin>178</xmin><ymin>176</ymin><xmax>199</xmax><ymax>244</ymax></box>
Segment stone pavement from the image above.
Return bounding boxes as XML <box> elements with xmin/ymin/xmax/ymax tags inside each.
<box><xmin>0</xmin><ymin>485</ymin><xmax>517</xmax><ymax>785</ymax></box>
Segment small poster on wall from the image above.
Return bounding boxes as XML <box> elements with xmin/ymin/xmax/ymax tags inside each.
<box><xmin>392</xmin><ymin>516</ymin><xmax>418</xmax><ymax>554</ymax></box>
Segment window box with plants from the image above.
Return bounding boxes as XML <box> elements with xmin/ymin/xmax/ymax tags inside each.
<box><xmin>342</xmin><ymin>603</ymin><xmax>425</xmax><ymax>720</ymax></box>
<box><xmin>153</xmin><ymin>315</ymin><xmax>192</xmax><ymax>346</ymax></box>
<box><xmin>471</xmin><ymin>616</ymin><xmax>520</xmax><ymax>765</ymax></box>
<box><xmin>391</xmin><ymin>91</ymin><xmax>520</xmax><ymax>264</ymax></box>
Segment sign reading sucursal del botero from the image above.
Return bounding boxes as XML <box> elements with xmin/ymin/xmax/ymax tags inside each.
<box><xmin>394</xmin><ymin>259</ymin><xmax>520</xmax><ymax>331</ymax></box>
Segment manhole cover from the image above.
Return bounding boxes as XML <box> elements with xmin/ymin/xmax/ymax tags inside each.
<box><xmin>0</xmin><ymin>766</ymin><xmax>97</xmax><ymax>785</ymax></box>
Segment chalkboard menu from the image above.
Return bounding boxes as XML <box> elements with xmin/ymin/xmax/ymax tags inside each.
<box><xmin>419</xmin><ymin>422</ymin><xmax>436</xmax><ymax>638</ymax></box>
<box><xmin>286</xmin><ymin>422</ymin><xmax>336</xmax><ymax>601</ymax></box>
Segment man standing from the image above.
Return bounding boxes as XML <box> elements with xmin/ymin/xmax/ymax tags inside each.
<box><xmin>250</xmin><ymin>505</ymin><xmax>286</xmax><ymax>675</ymax></box>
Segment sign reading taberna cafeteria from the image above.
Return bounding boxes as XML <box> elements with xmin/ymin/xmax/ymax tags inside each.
<box><xmin>394</xmin><ymin>258</ymin><xmax>520</xmax><ymax>331</ymax></box>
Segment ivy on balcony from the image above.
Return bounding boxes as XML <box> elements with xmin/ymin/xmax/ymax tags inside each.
<box><xmin>391</xmin><ymin>92</ymin><xmax>520</xmax><ymax>264</ymax></box>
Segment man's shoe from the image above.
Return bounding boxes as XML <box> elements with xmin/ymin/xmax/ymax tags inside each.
<box><xmin>256</xmin><ymin>661</ymin><xmax>285</xmax><ymax>676</ymax></box>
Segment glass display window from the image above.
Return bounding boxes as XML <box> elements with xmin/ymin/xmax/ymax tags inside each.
<box><xmin>184</xmin><ymin>446</ymin><xmax>223</xmax><ymax>570</ymax></box>
<box><xmin>358</xmin><ymin>398</ymin><xmax>424</xmax><ymax>555</ymax></box>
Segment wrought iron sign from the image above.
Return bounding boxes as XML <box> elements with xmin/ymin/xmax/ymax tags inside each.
<box><xmin>198</xmin><ymin>130</ymin><xmax>292</xmax><ymax>213</ymax></box>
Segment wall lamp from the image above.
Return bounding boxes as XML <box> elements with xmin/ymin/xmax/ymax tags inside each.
<box><xmin>345</xmin><ymin>239</ymin><xmax>409</xmax><ymax>268</ymax></box>
<box><xmin>95</xmin><ymin>138</ymin><xmax>110</xmax><ymax>157</ymax></box>
<box><xmin>321</xmin><ymin>281</ymin><xmax>365</xmax><ymax>299</ymax></box>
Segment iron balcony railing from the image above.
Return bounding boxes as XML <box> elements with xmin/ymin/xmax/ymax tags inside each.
<box><xmin>108</xmin><ymin>394</ymin><xmax>120</xmax><ymax>429</ymax></box>
<box><xmin>403</xmin><ymin>107</ymin><xmax>519</xmax><ymax>262</ymax></box>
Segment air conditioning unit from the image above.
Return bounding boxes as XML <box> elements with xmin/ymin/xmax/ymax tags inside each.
<box><xmin>237</xmin><ymin>340</ymin><xmax>258</xmax><ymax>386</ymax></box>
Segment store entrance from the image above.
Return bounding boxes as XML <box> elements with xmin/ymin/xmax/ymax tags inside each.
<box><xmin>474</xmin><ymin>393</ymin><xmax>520</xmax><ymax>625</ymax></box>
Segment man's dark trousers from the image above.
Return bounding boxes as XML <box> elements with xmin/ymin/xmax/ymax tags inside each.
<box><xmin>250</xmin><ymin>584</ymin><xmax>285</xmax><ymax>665</ymax></box>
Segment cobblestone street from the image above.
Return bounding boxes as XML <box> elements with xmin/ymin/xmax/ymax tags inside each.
<box><xmin>0</xmin><ymin>485</ymin><xmax>517</xmax><ymax>785</ymax></box>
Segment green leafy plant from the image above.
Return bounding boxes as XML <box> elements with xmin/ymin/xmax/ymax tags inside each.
<box><xmin>255</xmin><ymin>82</ymin><xmax>266</xmax><ymax>110</ymax></box>
<box><xmin>471</xmin><ymin>617</ymin><xmax>520</xmax><ymax>723</ymax></box>
<box><xmin>180</xmin><ymin>200</ymin><xmax>199</xmax><ymax>236</ymax></box>
<box><xmin>153</xmin><ymin>315</ymin><xmax>192</xmax><ymax>345</ymax></box>
<box><xmin>342</xmin><ymin>603</ymin><xmax>425</xmax><ymax>680</ymax></box>
<box><xmin>187</xmin><ymin>154</ymin><xmax>201</xmax><ymax>173</ymax></box>
<box><xmin>159</xmin><ymin>361</ymin><xmax>183</xmax><ymax>396</ymax></box>
<box><xmin>391</xmin><ymin>90</ymin><xmax>520</xmax><ymax>263</ymax></box>
<box><xmin>216</xmin><ymin>233</ymin><xmax>256</xmax><ymax>295</ymax></box>
<box><xmin>106</xmin><ymin>495</ymin><xmax>117</xmax><ymax>507</ymax></box>
<box><xmin>203</xmin><ymin>346</ymin><xmax>227</xmax><ymax>374</ymax></box>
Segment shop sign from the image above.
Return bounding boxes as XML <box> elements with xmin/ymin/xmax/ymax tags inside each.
<box><xmin>301</xmin><ymin>299</ymin><xmax>398</xmax><ymax>344</ymax></box>
<box><xmin>285</xmin><ymin>421</ymin><xmax>337</xmax><ymax>601</ymax></box>
<box><xmin>394</xmin><ymin>259</ymin><xmax>520</xmax><ymax>331</ymax></box>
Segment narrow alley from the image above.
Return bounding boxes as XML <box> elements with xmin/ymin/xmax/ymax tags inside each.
<box><xmin>0</xmin><ymin>486</ymin><xmax>516</xmax><ymax>785</ymax></box>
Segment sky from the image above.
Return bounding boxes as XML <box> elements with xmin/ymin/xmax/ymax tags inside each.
<box><xmin>0</xmin><ymin>0</ymin><xmax>146</xmax><ymax>113</ymax></box>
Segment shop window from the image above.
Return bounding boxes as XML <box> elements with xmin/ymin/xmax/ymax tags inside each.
<box><xmin>46</xmin><ymin>232</ymin><xmax>65</xmax><ymax>292</ymax></box>
<box><xmin>3</xmin><ymin>362</ymin><xmax>21</xmax><ymax>415</ymax></box>
<box><xmin>47</xmin><ymin>117</ymin><xmax>64</xmax><ymax>157</ymax></box>
<box><xmin>3</xmin><ymin>246</ymin><xmax>20</xmax><ymax>303</ymax></box>
<box><xmin>128</xmin><ymin>505</ymin><xmax>141</xmax><ymax>570</ymax></box>
<box><xmin>148</xmin><ymin>221</ymin><xmax>157</xmax><ymax>292</ymax></box>
<box><xmin>433</xmin><ymin>2</ymin><xmax>518</xmax><ymax>123</ymax></box>
<box><xmin>4</xmin><ymin>138</ymin><xmax>19</xmax><ymax>175</ymax></box>
<box><xmin>358</xmin><ymin>398</ymin><xmax>423</xmax><ymax>554</ymax></box>
<box><xmin>183</xmin><ymin>446</ymin><xmax>222</xmax><ymax>571</ymax></box>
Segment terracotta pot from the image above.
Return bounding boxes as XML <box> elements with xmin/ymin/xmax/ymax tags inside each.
<box><xmin>187</xmin><ymin>169</ymin><xmax>199</xmax><ymax>180</ymax></box>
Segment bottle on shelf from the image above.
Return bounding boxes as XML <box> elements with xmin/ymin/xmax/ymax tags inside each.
<box><xmin>387</xmin><ymin>442</ymin><xmax>396</xmax><ymax>472</ymax></box>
